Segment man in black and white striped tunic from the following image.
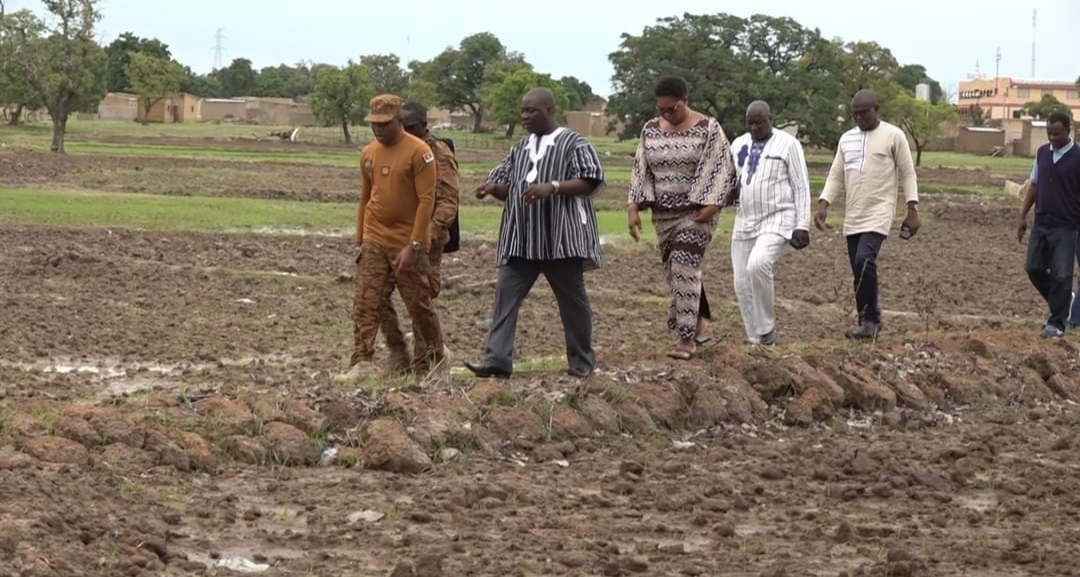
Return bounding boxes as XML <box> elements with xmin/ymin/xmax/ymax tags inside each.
<box><xmin>464</xmin><ymin>88</ymin><xmax>606</xmax><ymax>379</ymax></box>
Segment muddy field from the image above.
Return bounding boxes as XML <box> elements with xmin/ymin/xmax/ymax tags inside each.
<box><xmin>2</xmin><ymin>139</ymin><xmax>1080</xmax><ymax>577</ymax></box>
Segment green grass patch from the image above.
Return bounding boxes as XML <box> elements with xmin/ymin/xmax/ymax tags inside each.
<box><xmin>0</xmin><ymin>186</ymin><xmax>684</xmax><ymax>241</ymax></box>
<box><xmin>807</xmin><ymin>150</ymin><xmax>1034</xmax><ymax>172</ymax></box>
<box><xmin>63</xmin><ymin>141</ymin><xmax>360</xmax><ymax>167</ymax></box>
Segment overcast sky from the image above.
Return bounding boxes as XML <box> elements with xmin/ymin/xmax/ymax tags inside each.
<box><xmin>8</xmin><ymin>0</ymin><xmax>1079</xmax><ymax>97</ymax></box>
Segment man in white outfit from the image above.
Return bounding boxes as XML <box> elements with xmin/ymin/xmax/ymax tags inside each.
<box><xmin>729</xmin><ymin>101</ymin><xmax>811</xmax><ymax>345</ymax></box>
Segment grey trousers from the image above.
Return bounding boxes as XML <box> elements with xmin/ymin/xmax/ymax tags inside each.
<box><xmin>482</xmin><ymin>257</ymin><xmax>595</xmax><ymax>375</ymax></box>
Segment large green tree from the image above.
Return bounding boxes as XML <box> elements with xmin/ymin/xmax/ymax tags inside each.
<box><xmin>0</xmin><ymin>9</ymin><xmax>44</xmax><ymax>124</ymax></box>
<box><xmin>607</xmin><ymin>13</ymin><xmax>930</xmax><ymax>150</ymax></box>
<box><xmin>1021</xmin><ymin>94</ymin><xmax>1070</xmax><ymax>120</ymax></box>
<box><xmin>482</xmin><ymin>68</ymin><xmax>567</xmax><ymax>138</ymax></box>
<box><xmin>308</xmin><ymin>62</ymin><xmax>372</xmax><ymax>144</ymax></box>
<box><xmin>558</xmin><ymin>76</ymin><xmax>594</xmax><ymax>111</ymax></box>
<box><xmin>894</xmin><ymin>63</ymin><xmax>943</xmax><ymax>104</ymax></box>
<box><xmin>608</xmin><ymin>13</ymin><xmax>853</xmax><ymax>148</ymax></box>
<box><xmin>253</xmin><ymin>62</ymin><xmax>314</xmax><ymax>98</ymax></box>
<box><xmin>0</xmin><ymin>0</ymin><xmax>108</xmax><ymax>153</ymax></box>
<box><xmin>104</xmin><ymin>32</ymin><xmax>170</xmax><ymax>92</ymax></box>
<box><xmin>412</xmin><ymin>32</ymin><xmax>512</xmax><ymax>132</ymax></box>
<box><xmin>215</xmin><ymin>57</ymin><xmax>257</xmax><ymax>98</ymax></box>
<box><xmin>127</xmin><ymin>51</ymin><xmax>185</xmax><ymax>123</ymax></box>
<box><xmin>358</xmin><ymin>54</ymin><xmax>408</xmax><ymax>96</ymax></box>
<box><xmin>893</xmin><ymin>92</ymin><xmax>958</xmax><ymax>166</ymax></box>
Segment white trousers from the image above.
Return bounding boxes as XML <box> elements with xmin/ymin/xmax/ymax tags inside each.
<box><xmin>731</xmin><ymin>233</ymin><xmax>789</xmax><ymax>342</ymax></box>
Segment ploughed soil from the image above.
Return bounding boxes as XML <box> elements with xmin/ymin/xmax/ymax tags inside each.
<box><xmin>3</xmin><ymin>187</ymin><xmax>1080</xmax><ymax>576</ymax></box>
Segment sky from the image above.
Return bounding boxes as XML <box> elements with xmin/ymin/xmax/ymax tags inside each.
<box><xmin>8</xmin><ymin>0</ymin><xmax>1080</xmax><ymax>98</ymax></box>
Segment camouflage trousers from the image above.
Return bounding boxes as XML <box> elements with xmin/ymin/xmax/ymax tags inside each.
<box><xmin>351</xmin><ymin>243</ymin><xmax>445</xmax><ymax>369</ymax></box>
<box><xmin>379</xmin><ymin>228</ymin><xmax>449</xmax><ymax>372</ymax></box>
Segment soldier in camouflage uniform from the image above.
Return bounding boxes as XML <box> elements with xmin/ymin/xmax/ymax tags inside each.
<box><xmin>378</xmin><ymin>102</ymin><xmax>460</xmax><ymax>374</ymax></box>
<box><xmin>339</xmin><ymin>94</ymin><xmax>446</xmax><ymax>384</ymax></box>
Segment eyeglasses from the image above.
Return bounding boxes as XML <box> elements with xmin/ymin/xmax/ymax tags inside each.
<box><xmin>658</xmin><ymin>102</ymin><xmax>682</xmax><ymax>116</ymax></box>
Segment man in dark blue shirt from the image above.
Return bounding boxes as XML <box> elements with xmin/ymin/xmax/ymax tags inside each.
<box><xmin>1017</xmin><ymin>112</ymin><xmax>1080</xmax><ymax>337</ymax></box>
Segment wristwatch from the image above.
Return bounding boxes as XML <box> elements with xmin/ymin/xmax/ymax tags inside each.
<box><xmin>551</xmin><ymin>181</ymin><xmax>561</xmax><ymax>195</ymax></box>
<box><xmin>410</xmin><ymin>240</ymin><xmax>422</xmax><ymax>251</ymax></box>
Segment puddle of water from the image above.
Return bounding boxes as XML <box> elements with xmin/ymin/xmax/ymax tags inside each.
<box><xmin>1</xmin><ymin>354</ymin><xmax>306</xmax><ymax>397</ymax></box>
<box><xmin>181</xmin><ymin>542</ymin><xmax>306</xmax><ymax>567</ymax></box>
<box><xmin>237</xmin><ymin>227</ymin><xmax>351</xmax><ymax>237</ymax></box>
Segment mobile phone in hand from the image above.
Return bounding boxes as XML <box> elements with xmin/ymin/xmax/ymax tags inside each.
<box><xmin>899</xmin><ymin>224</ymin><xmax>913</xmax><ymax>240</ymax></box>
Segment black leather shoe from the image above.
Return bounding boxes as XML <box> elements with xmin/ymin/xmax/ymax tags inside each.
<box><xmin>464</xmin><ymin>362</ymin><xmax>511</xmax><ymax>379</ymax></box>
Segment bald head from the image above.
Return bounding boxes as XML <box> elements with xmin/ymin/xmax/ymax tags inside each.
<box><xmin>746</xmin><ymin>100</ymin><xmax>771</xmax><ymax>119</ymax></box>
<box><xmin>521</xmin><ymin>87</ymin><xmax>558</xmax><ymax>135</ymax></box>
<box><xmin>523</xmin><ymin>88</ymin><xmax>556</xmax><ymax>110</ymax></box>
<box><xmin>851</xmin><ymin>90</ymin><xmax>878</xmax><ymax>108</ymax></box>
<box><xmin>851</xmin><ymin>89</ymin><xmax>880</xmax><ymax>131</ymax></box>
<box><xmin>745</xmin><ymin>100</ymin><xmax>773</xmax><ymax>142</ymax></box>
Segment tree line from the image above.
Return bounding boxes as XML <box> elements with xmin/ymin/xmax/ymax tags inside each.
<box><xmin>0</xmin><ymin>2</ymin><xmax>1068</xmax><ymax>160</ymax></box>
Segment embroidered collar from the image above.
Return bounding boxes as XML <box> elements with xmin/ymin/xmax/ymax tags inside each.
<box><xmin>525</xmin><ymin>127</ymin><xmax>566</xmax><ymax>183</ymax></box>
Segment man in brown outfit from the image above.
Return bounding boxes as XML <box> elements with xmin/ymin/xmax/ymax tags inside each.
<box><xmin>378</xmin><ymin>101</ymin><xmax>460</xmax><ymax>373</ymax></box>
<box><xmin>339</xmin><ymin>94</ymin><xmax>446</xmax><ymax>383</ymax></box>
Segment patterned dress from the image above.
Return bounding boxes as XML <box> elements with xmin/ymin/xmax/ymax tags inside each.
<box><xmin>628</xmin><ymin>116</ymin><xmax>738</xmax><ymax>340</ymax></box>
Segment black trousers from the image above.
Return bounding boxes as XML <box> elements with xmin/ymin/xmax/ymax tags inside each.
<box><xmin>1026</xmin><ymin>223</ymin><xmax>1079</xmax><ymax>330</ymax></box>
<box><xmin>482</xmin><ymin>258</ymin><xmax>595</xmax><ymax>374</ymax></box>
<box><xmin>846</xmin><ymin>232</ymin><xmax>887</xmax><ymax>325</ymax></box>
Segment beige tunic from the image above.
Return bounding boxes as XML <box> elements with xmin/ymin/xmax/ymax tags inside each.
<box><xmin>820</xmin><ymin>121</ymin><xmax>919</xmax><ymax>236</ymax></box>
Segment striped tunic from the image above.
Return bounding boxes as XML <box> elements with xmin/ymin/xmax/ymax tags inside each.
<box><xmin>729</xmin><ymin>129</ymin><xmax>811</xmax><ymax>241</ymax></box>
<box><xmin>488</xmin><ymin>128</ymin><xmax>606</xmax><ymax>268</ymax></box>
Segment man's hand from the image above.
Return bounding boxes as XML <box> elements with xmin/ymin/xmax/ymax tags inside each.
<box><xmin>693</xmin><ymin>204</ymin><xmax>720</xmax><ymax>224</ymax></box>
<box><xmin>791</xmin><ymin>230</ymin><xmax>810</xmax><ymax>250</ymax></box>
<box><xmin>354</xmin><ymin>242</ymin><xmax>363</xmax><ymax>264</ymax></box>
<box><xmin>1017</xmin><ymin>213</ymin><xmax>1029</xmax><ymax>243</ymax></box>
<box><xmin>814</xmin><ymin>200</ymin><xmax>830</xmax><ymax>231</ymax></box>
<box><xmin>628</xmin><ymin>205</ymin><xmax>642</xmax><ymax>242</ymax></box>
<box><xmin>523</xmin><ymin>183</ymin><xmax>555</xmax><ymax>205</ymax></box>
<box><xmin>394</xmin><ymin>245</ymin><xmax>418</xmax><ymax>275</ymax></box>
<box><xmin>902</xmin><ymin>204</ymin><xmax>921</xmax><ymax>238</ymax></box>
<box><xmin>476</xmin><ymin>182</ymin><xmax>496</xmax><ymax>199</ymax></box>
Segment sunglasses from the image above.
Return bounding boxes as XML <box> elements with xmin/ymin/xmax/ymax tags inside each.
<box><xmin>658</xmin><ymin>102</ymin><xmax>683</xmax><ymax>116</ymax></box>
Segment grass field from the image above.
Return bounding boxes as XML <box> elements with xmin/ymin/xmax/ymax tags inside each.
<box><xmin>0</xmin><ymin>186</ymin><xmax>718</xmax><ymax>241</ymax></box>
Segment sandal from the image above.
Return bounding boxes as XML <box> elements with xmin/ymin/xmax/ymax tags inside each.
<box><xmin>694</xmin><ymin>336</ymin><xmax>712</xmax><ymax>346</ymax></box>
<box><xmin>666</xmin><ymin>349</ymin><xmax>694</xmax><ymax>361</ymax></box>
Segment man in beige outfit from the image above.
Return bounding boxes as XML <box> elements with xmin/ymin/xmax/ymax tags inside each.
<box><xmin>815</xmin><ymin>89</ymin><xmax>920</xmax><ymax>340</ymax></box>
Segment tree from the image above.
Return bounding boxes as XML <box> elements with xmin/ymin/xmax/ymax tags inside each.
<box><xmin>1021</xmin><ymin>94</ymin><xmax>1070</xmax><ymax>119</ymax></box>
<box><xmin>104</xmin><ymin>32</ymin><xmax>170</xmax><ymax>92</ymax></box>
<box><xmin>402</xmin><ymin>77</ymin><xmax>439</xmax><ymax>109</ymax></box>
<box><xmin>215</xmin><ymin>57</ymin><xmax>257</xmax><ymax>98</ymax></box>
<box><xmin>0</xmin><ymin>10</ymin><xmax>44</xmax><ymax>124</ymax></box>
<box><xmin>126</xmin><ymin>51</ymin><xmax>185</xmax><ymax>123</ymax></box>
<box><xmin>182</xmin><ymin>69</ymin><xmax>221</xmax><ymax>98</ymax></box>
<box><xmin>894</xmin><ymin>64</ymin><xmax>943</xmax><ymax>104</ymax></box>
<box><xmin>254</xmin><ymin>63</ymin><xmax>313</xmax><ymax>98</ymax></box>
<box><xmin>482</xmin><ymin>68</ymin><xmax>568</xmax><ymax>138</ymax></box>
<box><xmin>894</xmin><ymin>92</ymin><xmax>958</xmax><ymax>166</ymax></box>
<box><xmin>308</xmin><ymin>63</ymin><xmax>372</xmax><ymax>144</ymax></box>
<box><xmin>558</xmin><ymin>76</ymin><xmax>594</xmax><ymax>110</ymax></box>
<box><xmin>0</xmin><ymin>1</ymin><xmax>108</xmax><ymax>153</ymax></box>
<box><xmin>357</xmin><ymin>54</ymin><xmax>408</xmax><ymax>96</ymax></box>
<box><xmin>969</xmin><ymin>103</ymin><xmax>986</xmax><ymax>127</ymax></box>
<box><xmin>607</xmin><ymin>13</ymin><xmax>851</xmax><ymax>148</ymax></box>
<box><xmin>413</xmin><ymin>32</ymin><xmax>510</xmax><ymax>132</ymax></box>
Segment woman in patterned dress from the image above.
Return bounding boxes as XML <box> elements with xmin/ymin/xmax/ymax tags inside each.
<box><xmin>627</xmin><ymin>76</ymin><xmax>739</xmax><ymax>360</ymax></box>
